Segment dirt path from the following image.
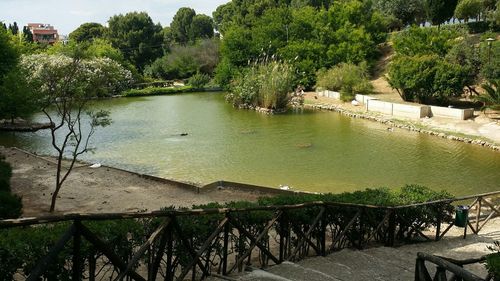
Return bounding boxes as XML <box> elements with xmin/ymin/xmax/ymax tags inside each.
<box><xmin>0</xmin><ymin>147</ymin><xmax>267</xmax><ymax>217</ymax></box>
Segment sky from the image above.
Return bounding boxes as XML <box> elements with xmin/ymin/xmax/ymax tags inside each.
<box><xmin>0</xmin><ymin>0</ymin><xmax>230</xmax><ymax>35</ymax></box>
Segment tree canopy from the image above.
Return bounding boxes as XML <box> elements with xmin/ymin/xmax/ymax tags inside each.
<box><xmin>69</xmin><ymin>22</ymin><xmax>107</xmax><ymax>42</ymax></box>
<box><xmin>170</xmin><ymin>8</ymin><xmax>214</xmax><ymax>45</ymax></box>
<box><xmin>107</xmin><ymin>12</ymin><xmax>163</xmax><ymax>71</ymax></box>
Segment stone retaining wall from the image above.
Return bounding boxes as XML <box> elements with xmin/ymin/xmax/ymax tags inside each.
<box><xmin>305</xmin><ymin>103</ymin><xmax>499</xmax><ymax>151</ymax></box>
<box><xmin>319</xmin><ymin>91</ymin><xmax>474</xmax><ymax>120</ymax></box>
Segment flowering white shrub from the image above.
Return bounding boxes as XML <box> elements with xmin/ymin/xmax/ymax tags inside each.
<box><xmin>20</xmin><ymin>54</ymin><xmax>133</xmax><ymax>98</ymax></box>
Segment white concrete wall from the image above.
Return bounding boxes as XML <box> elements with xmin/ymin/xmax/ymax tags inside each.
<box><xmin>322</xmin><ymin>90</ymin><xmax>340</xmax><ymax>99</ymax></box>
<box><xmin>392</xmin><ymin>103</ymin><xmax>430</xmax><ymax>119</ymax></box>
<box><xmin>355</xmin><ymin>94</ymin><xmax>377</xmax><ymax>104</ymax></box>
<box><xmin>366</xmin><ymin>99</ymin><xmax>394</xmax><ymax>115</ymax></box>
<box><xmin>430</xmin><ymin>106</ymin><xmax>474</xmax><ymax>120</ymax></box>
<box><xmin>317</xmin><ymin>91</ymin><xmax>474</xmax><ymax>120</ymax></box>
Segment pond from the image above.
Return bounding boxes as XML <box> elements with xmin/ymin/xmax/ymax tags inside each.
<box><xmin>1</xmin><ymin>92</ymin><xmax>499</xmax><ymax>196</ymax></box>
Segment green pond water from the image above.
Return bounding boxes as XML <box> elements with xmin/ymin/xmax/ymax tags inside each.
<box><xmin>0</xmin><ymin>92</ymin><xmax>499</xmax><ymax>196</ymax></box>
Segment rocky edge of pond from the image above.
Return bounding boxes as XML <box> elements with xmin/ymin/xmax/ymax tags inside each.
<box><xmin>306</xmin><ymin>103</ymin><xmax>500</xmax><ymax>151</ymax></box>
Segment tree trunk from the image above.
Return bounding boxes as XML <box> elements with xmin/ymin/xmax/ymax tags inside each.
<box><xmin>50</xmin><ymin>153</ymin><xmax>64</xmax><ymax>212</ymax></box>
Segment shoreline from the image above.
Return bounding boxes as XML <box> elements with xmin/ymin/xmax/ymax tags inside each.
<box><xmin>303</xmin><ymin>93</ymin><xmax>500</xmax><ymax>152</ymax></box>
<box><xmin>0</xmin><ymin>146</ymin><xmax>286</xmax><ymax>217</ymax></box>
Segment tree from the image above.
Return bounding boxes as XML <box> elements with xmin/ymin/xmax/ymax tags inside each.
<box><xmin>69</xmin><ymin>22</ymin><xmax>106</xmax><ymax>43</ymax></box>
<box><xmin>20</xmin><ymin>53</ymin><xmax>133</xmax><ymax>212</ymax></box>
<box><xmin>454</xmin><ymin>0</ymin><xmax>482</xmax><ymax>22</ymax></box>
<box><xmin>190</xmin><ymin>14</ymin><xmax>214</xmax><ymax>41</ymax></box>
<box><xmin>0</xmin><ymin>28</ymin><xmax>18</xmax><ymax>80</ymax></box>
<box><xmin>426</xmin><ymin>0</ymin><xmax>459</xmax><ymax>26</ymax></box>
<box><xmin>170</xmin><ymin>8</ymin><xmax>214</xmax><ymax>44</ymax></box>
<box><xmin>170</xmin><ymin>7</ymin><xmax>196</xmax><ymax>44</ymax></box>
<box><xmin>8</xmin><ymin>22</ymin><xmax>18</xmax><ymax>35</ymax></box>
<box><xmin>22</xmin><ymin>26</ymin><xmax>33</xmax><ymax>43</ymax></box>
<box><xmin>373</xmin><ymin>0</ymin><xmax>426</xmax><ymax>28</ymax></box>
<box><xmin>107</xmin><ymin>12</ymin><xmax>163</xmax><ymax>71</ymax></box>
<box><xmin>0</xmin><ymin>68</ymin><xmax>37</xmax><ymax>123</ymax></box>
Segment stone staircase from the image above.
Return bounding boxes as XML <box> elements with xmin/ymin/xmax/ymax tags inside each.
<box><xmin>209</xmin><ymin>218</ymin><xmax>499</xmax><ymax>281</ymax></box>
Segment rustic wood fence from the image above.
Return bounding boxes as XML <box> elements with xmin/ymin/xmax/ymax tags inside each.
<box><xmin>1</xmin><ymin>191</ymin><xmax>499</xmax><ymax>281</ymax></box>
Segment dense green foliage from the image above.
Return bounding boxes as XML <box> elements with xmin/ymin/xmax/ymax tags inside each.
<box><xmin>316</xmin><ymin>63</ymin><xmax>373</xmax><ymax>101</ymax></box>
<box><xmin>0</xmin><ymin>28</ymin><xmax>38</xmax><ymax>121</ymax></box>
<box><xmin>216</xmin><ymin>0</ymin><xmax>388</xmax><ymax>90</ymax></box>
<box><xmin>0</xmin><ymin>154</ymin><xmax>22</xmax><ymax>220</ymax></box>
<box><xmin>486</xmin><ymin>241</ymin><xmax>500</xmax><ymax>281</ymax></box>
<box><xmin>144</xmin><ymin>39</ymin><xmax>219</xmax><ymax>80</ymax></box>
<box><xmin>227</xmin><ymin>61</ymin><xmax>296</xmax><ymax>110</ymax></box>
<box><xmin>69</xmin><ymin>22</ymin><xmax>107</xmax><ymax>43</ymax></box>
<box><xmin>387</xmin><ymin>26</ymin><xmax>494</xmax><ymax>104</ymax></box>
<box><xmin>170</xmin><ymin>8</ymin><xmax>214</xmax><ymax>45</ymax></box>
<box><xmin>373</xmin><ymin>0</ymin><xmax>425</xmax><ymax>29</ymax></box>
<box><xmin>122</xmin><ymin>86</ymin><xmax>196</xmax><ymax>97</ymax></box>
<box><xmin>426</xmin><ymin>0</ymin><xmax>459</xmax><ymax>26</ymax></box>
<box><xmin>476</xmin><ymin>79</ymin><xmax>500</xmax><ymax>111</ymax></box>
<box><xmin>107</xmin><ymin>12</ymin><xmax>163</xmax><ymax>71</ymax></box>
<box><xmin>187</xmin><ymin>73</ymin><xmax>211</xmax><ymax>88</ymax></box>
<box><xmin>454</xmin><ymin>0</ymin><xmax>483</xmax><ymax>22</ymax></box>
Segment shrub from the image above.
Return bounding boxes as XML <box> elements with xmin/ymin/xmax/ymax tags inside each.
<box><xmin>392</xmin><ymin>26</ymin><xmax>464</xmax><ymax>57</ymax></box>
<box><xmin>228</xmin><ymin>61</ymin><xmax>296</xmax><ymax>110</ymax></box>
<box><xmin>122</xmin><ymin>86</ymin><xmax>196</xmax><ymax>97</ymax></box>
<box><xmin>187</xmin><ymin>73</ymin><xmax>210</xmax><ymax>89</ymax></box>
<box><xmin>388</xmin><ymin>55</ymin><xmax>470</xmax><ymax>104</ymax></box>
<box><xmin>0</xmin><ymin>191</ymin><xmax>21</xmax><ymax>219</ymax></box>
<box><xmin>0</xmin><ymin>155</ymin><xmax>12</xmax><ymax>192</ymax></box>
<box><xmin>0</xmin><ymin>154</ymin><xmax>21</xmax><ymax>219</ymax></box>
<box><xmin>315</xmin><ymin>63</ymin><xmax>373</xmax><ymax>101</ymax></box>
<box><xmin>476</xmin><ymin>79</ymin><xmax>500</xmax><ymax>111</ymax></box>
<box><xmin>486</xmin><ymin>241</ymin><xmax>500</xmax><ymax>281</ymax></box>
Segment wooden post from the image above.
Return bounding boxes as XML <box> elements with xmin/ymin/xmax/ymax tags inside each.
<box><xmin>165</xmin><ymin>226</ymin><xmax>174</xmax><ymax>281</ymax></box>
<box><xmin>320</xmin><ymin>213</ymin><xmax>327</xmax><ymax>256</ymax></box>
<box><xmin>222</xmin><ymin>216</ymin><xmax>230</xmax><ymax>275</ymax></box>
<box><xmin>72</xmin><ymin>220</ymin><xmax>82</xmax><ymax>281</ymax></box>
<box><xmin>475</xmin><ymin>197</ymin><xmax>482</xmax><ymax>234</ymax></box>
<box><xmin>279</xmin><ymin>214</ymin><xmax>286</xmax><ymax>262</ymax></box>
<box><xmin>435</xmin><ymin>206</ymin><xmax>442</xmax><ymax>241</ymax></box>
<box><xmin>386</xmin><ymin>209</ymin><xmax>396</xmax><ymax>247</ymax></box>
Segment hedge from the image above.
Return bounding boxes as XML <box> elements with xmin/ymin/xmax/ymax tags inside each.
<box><xmin>0</xmin><ymin>184</ymin><xmax>454</xmax><ymax>280</ymax></box>
<box><xmin>0</xmin><ymin>154</ymin><xmax>21</xmax><ymax>219</ymax></box>
<box><xmin>121</xmin><ymin>86</ymin><xmax>198</xmax><ymax>97</ymax></box>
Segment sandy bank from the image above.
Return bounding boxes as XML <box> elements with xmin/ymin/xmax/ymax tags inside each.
<box><xmin>0</xmin><ymin>147</ymin><xmax>270</xmax><ymax>217</ymax></box>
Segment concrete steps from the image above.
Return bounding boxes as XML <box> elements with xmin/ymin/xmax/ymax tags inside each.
<box><xmin>224</xmin><ymin>243</ymin><xmax>489</xmax><ymax>281</ymax></box>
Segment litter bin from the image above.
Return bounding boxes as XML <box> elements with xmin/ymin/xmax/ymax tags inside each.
<box><xmin>455</xmin><ymin>205</ymin><xmax>469</xmax><ymax>227</ymax></box>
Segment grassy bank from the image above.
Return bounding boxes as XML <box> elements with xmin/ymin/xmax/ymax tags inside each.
<box><xmin>122</xmin><ymin>86</ymin><xmax>198</xmax><ymax>97</ymax></box>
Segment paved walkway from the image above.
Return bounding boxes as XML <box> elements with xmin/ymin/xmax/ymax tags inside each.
<box><xmin>216</xmin><ymin>218</ymin><xmax>500</xmax><ymax>281</ymax></box>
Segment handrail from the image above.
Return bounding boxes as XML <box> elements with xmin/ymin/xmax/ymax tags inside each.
<box><xmin>415</xmin><ymin>252</ymin><xmax>485</xmax><ymax>281</ymax></box>
<box><xmin>1</xmin><ymin>190</ymin><xmax>499</xmax><ymax>228</ymax></box>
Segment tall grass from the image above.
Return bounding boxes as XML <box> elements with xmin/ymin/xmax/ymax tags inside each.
<box><xmin>228</xmin><ymin>61</ymin><xmax>296</xmax><ymax>111</ymax></box>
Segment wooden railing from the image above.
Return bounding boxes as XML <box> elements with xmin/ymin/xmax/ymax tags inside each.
<box><xmin>415</xmin><ymin>252</ymin><xmax>489</xmax><ymax>281</ymax></box>
<box><xmin>0</xmin><ymin>191</ymin><xmax>499</xmax><ymax>281</ymax></box>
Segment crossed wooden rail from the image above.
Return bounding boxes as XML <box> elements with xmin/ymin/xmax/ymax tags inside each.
<box><xmin>1</xmin><ymin>191</ymin><xmax>499</xmax><ymax>281</ymax></box>
<box><xmin>415</xmin><ymin>252</ymin><xmax>490</xmax><ymax>281</ymax></box>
